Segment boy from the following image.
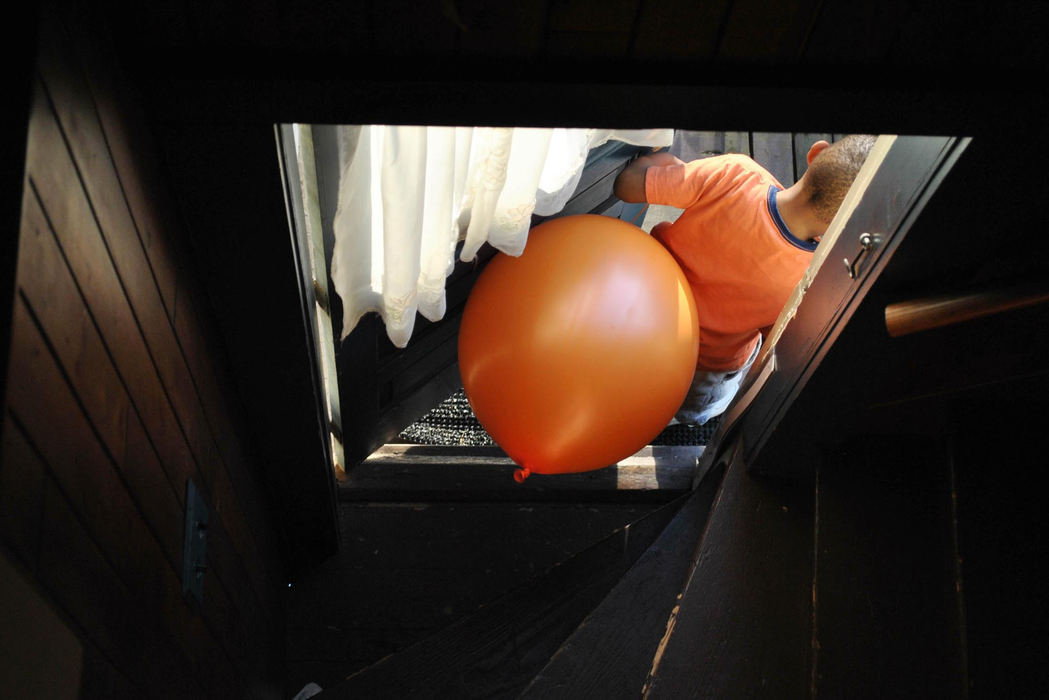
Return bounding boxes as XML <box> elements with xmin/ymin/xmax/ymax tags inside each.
<box><xmin>613</xmin><ymin>135</ymin><xmax>876</xmax><ymax>426</ymax></box>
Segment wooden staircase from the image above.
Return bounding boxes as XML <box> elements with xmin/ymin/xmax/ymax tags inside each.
<box><xmin>309</xmin><ymin>452</ymin><xmax>723</xmax><ymax>699</ymax></box>
<box><xmin>302</xmin><ymin>422</ymin><xmax>988</xmax><ymax>699</ymax></box>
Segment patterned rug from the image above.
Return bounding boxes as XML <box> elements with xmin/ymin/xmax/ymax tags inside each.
<box><xmin>398</xmin><ymin>389</ymin><xmax>720</xmax><ymax>447</ymax></box>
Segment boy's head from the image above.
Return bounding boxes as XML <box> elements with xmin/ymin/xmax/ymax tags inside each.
<box><xmin>803</xmin><ymin>135</ymin><xmax>877</xmax><ymax>223</ymax></box>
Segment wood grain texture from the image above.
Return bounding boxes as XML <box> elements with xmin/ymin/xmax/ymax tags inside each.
<box><xmin>7</xmin><ymin>298</ymin><xmax>240</xmax><ymax>696</ymax></box>
<box><xmin>286</xmin><ymin>500</ymin><xmax>663</xmax><ymax>691</ymax></box>
<box><xmin>814</xmin><ymin>435</ymin><xmax>964</xmax><ymax>697</ymax></box>
<box><xmin>521</xmin><ymin>462</ymin><xmax>726</xmax><ymax>699</ymax></box>
<box><xmin>37</xmin><ymin>5</ymin><xmax>282</xmax><ymax>620</ymax></box>
<box><xmin>0</xmin><ymin>415</ymin><xmax>47</xmax><ymax>568</ymax></box>
<box><xmin>644</xmin><ymin>455</ymin><xmax>815</xmax><ymax>698</ymax></box>
<box><xmin>793</xmin><ymin>132</ymin><xmax>834</xmax><ymax>180</ymax></box>
<box><xmin>318</xmin><ymin>497</ymin><xmax>685</xmax><ymax>699</ymax></box>
<box><xmin>23</xmin><ymin>84</ymin><xmax>277</xmax><ymax>670</ymax></box>
<box><xmin>0</xmin><ymin>548</ymin><xmax>83</xmax><ymax>700</ymax></box>
<box><xmin>0</xmin><ymin>5</ymin><xmax>286</xmax><ymax>697</ymax></box>
<box><xmin>752</xmin><ymin>132</ymin><xmax>796</xmax><ymax>186</ymax></box>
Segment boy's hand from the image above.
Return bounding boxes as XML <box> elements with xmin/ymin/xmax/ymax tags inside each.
<box><xmin>613</xmin><ymin>150</ymin><xmax>686</xmax><ymax>203</ymax></box>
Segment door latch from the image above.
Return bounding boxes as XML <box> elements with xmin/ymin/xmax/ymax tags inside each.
<box><xmin>844</xmin><ymin>232</ymin><xmax>876</xmax><ymax>279</ymax></box>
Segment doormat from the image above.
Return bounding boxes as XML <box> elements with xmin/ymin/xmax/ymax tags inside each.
<box><xmin>397</xmin><ymin>389</ymin><xmax>720</xmax><ymax>446</ymax></box>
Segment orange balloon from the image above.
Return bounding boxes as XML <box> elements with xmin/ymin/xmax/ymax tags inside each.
<box><xmin>458</xmin><ymin>214</ymin><xmax>699</xmax><ymax>481</ymax></box>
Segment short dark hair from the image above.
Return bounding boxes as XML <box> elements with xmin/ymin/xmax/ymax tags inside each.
<box><xmin>806</xmin><ymin>135</ymin><xmax>877</xmax><ymax>223</ymax></box>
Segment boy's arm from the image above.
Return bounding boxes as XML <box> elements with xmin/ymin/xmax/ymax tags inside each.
<box><xmin>613</xmin><ymin>151</ymin><xmax>686</xmax><ymax>203</ymax></box>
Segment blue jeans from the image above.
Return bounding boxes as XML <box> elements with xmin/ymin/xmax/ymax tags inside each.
<box><xmin>675</xmin><ymin>336</ymin><xmax>762</xmax><ymax>426</ymax></box>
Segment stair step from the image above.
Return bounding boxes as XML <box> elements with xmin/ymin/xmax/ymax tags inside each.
<box><xmin>341</xmin><ymin>444</ymin><xmax>702</xmax><ymax>503</ymax></box>
<box><xmin>519</xmin><ymin>460</ymin><xmax>726</xmax><ymax>699</ymax></box>
<box><xmin>313</xmin><ymin>495</ymin><xmax>689</xmax><ymax>699</ymax></box>
<box><xmin>642</xmin><ymin>449</ymin><xmax>816</xmax><ymax>697</ymax></box>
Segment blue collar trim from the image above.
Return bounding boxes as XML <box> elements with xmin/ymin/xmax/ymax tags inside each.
<box><xmin>767</xmin><ymin>186</ymin><xmax>818</xmax><ymax>252</ymax></box>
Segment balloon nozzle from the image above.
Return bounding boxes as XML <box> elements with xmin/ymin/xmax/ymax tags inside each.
<box><xmin>513</xmin><ymin>467</ymin><xmax>531</xmax><ymax>483</ymax></box>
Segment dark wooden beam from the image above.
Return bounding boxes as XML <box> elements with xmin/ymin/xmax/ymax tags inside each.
<box><xmin>126</xmin><ymin>63</ymin><xmax>1046</xmax><ymax>138</ymax></box>
<box><xmin>340</xmin><ymin>445</ymin><xmax>700</xmax><ymax>503</ymax></box>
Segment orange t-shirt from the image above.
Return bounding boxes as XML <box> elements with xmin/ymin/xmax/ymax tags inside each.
<box><xmin>645</xmin><ymin>154</ymin><xmax>816</xmax><ymax>372</ymax></box>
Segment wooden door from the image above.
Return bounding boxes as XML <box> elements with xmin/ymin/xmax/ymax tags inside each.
<box><xmin>703</xmin><ymin>135</ymin><xmax>970</xmax><ymax>473</ymax></box>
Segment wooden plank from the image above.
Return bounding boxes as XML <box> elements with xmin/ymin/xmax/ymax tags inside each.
<box><xmin>546</xmin><ymin>0</ymin><xmax>638</xmax><ymax>33</ymax></box>
<box><xmin>673</xmin><ymin>131</ymin><xmax>723</xmax><ymax>161</ymax></box>
<box><xmin>25</xmin><ymin>77</ymin><xmax>194</xmax><ymax>511</ymax></box>
<box><xmin>752</xmin><ymin>132</ymin><xmax>796</xmax><ymax>186</ymax></box>
<box><xmin>793</xmin><ymin>132</ymin><xmax>834</xmax><ymax>180</ymax></box>
<box><xmin>120</xmin><ymin>412</ymin><xmax>186</xmax><ymax>580</ymax></box>
<box><xmin>717</xmin><ymin>0</ymin><xmax>824</xmax><ymax>62</ymax></box>
<box><xmin>573</xmin><ymin>141</ymin><xmax>644</xmax><ymax>196</ymax></box>
<box><xmin>555</xmin><ymin>159</ymin><xmax>630</xmax><ymax>218</ymax></box>
<box><xmin>26</xmin><ymin>72</ymin><xmax>279</xmax><ymax>641</ymax></box>
<box><xmin>23</xmin><ymin>88</ymin><xmax>278</xmax><ymax>679</ymax></box>
<box><xmin>35</xmin><ymin>10</ymin><xmax>282</xmax><ymax>621</ymax></box>
<box><xmin>0</xmin><ymin>414</ymin><xmax>46</xmax><ymax>568</ymax></box>
<box><xmin>545</xmin><ymin>30</ymin><xmax>632</xmax><ymax>58</ymax></box>
<box><xmin>61</xmin><ymin>2</ymin><xmax>181</xmax><ymax>322</ymax></box>
<box><xmin>366</xmin><ymin>443</ymin><xmax>701</xmax><ymax>469</ymax></box>
<box><xmin>287</xmin><ymin>499</ymin><xmax>662</xmax><ymax>685</ymax></box>
<box><xmin>951</xmin><ymin>392</ymin><xmax>1049</xmax><ymax>696</ymax></box>
<box><xmin>21</xmin><ymin>178</ymin><xmax>275</xmax><ymax>692</ymax></box>
<box><xmin>814</xmin><ymin>435</ymin><xmax>964</xmax><ymax>697</ymax></box>
<box><xmin>632</xmin><ymin>0</ymin><xmax>728</xmax><ymax>60</ymax></box>
<box><xmin>456</xmin><ymin>0</ymin><xmax>548</xmax><ymax>57</ymax></box>
<box><xmin>78</xmin><ymin>643</ymin><xmax>141</xmax><ymax>699</ymax></box>
<box><xmin>671</xmin><ymin>131</ymin><xmax>754</xmax><ymax>163</ymax></box>
<box><xmin>644</xmin><ymin>450</ymin><xmax>815</xmax><ymax>697</ymax></box>
<box><xmin>126</xmin><ymin>412</ymin><xmax>276</xmax><ymax>695</ymax></box>
<box><xmin>318</xmin><ymin>497</ymin><xmax>686</xmax><ymax>699</ymax></box>
<box><xmin>6</xmin><ymin>299</ymin><xmax>244</xmax><ymax>697</ymax></box>
<box><xmin>0</xmin><ymin>547</ymin><xmax>83</xmax><ymax>700</ymax></box>
<box><xmin>802</xmin><ymin>2</ymin><xmax>913</xmax><ymax>65</ymax></box>
<box><xmin>521</xmin><ymin>461</ymin><xmax>726</xmax><ymax>698</ymax></box>
<box><xmin>723</xmin><ymin>131</ymin><xmax>751</xmax><ymax>155</ymax></box>
<box><xmin>17</xmin><ymin>187</ymin><xmax>131</xmax><ymax>472</ymax></box>
<box><xmin>342</xmin><ymin>445</ymin><xmax>701</xmax><ymax>502</ymax></box>
<box><xmin>171</xmin><ymin>281</ymin><xmax>285</xmax><ymax>584</ymax></box>
<box><xmin>36</xmin><ymin>477</ymin><xmax>203</xmax><ymax>699</ymax></box>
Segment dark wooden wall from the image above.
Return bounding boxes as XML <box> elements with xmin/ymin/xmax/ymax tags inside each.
<box><xmin>656</xmin><ymin>133</ymin><xmax>1049</xmax><ymax>697</ymax></box>
<box><xmin>1</xmin><ymin>4</ymin><xmax>285</xmax><ymax>697</ymax></box>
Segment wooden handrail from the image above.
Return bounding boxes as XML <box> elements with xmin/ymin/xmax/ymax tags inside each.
<box><xmin>884</xmin><ymin>279</ymin><xmax>1049</xmax><ymax>337</ymax></box>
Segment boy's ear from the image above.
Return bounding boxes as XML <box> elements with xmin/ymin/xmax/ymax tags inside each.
<box><xmin>806</xmin><ymin>140</ymin><xmax>831</xmax><ymax>165</ymax></box>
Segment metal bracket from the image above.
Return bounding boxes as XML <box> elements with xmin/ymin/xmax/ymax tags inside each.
<box><xmin>182</xmin><ymin>478</ymin><xmax>209</xmax><ymax>603</ymax></box>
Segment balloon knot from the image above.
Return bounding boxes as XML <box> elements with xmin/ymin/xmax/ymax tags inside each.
<box><xmin>513</xmin><ymin>467</ymin><xmax>531</xmax><ymax>483</ymax></box>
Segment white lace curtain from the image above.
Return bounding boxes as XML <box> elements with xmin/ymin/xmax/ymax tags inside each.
<box><xmin>330</xmin><ymin>125</ymin><xmax>674</xmax><ymax>347</ymax></box>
